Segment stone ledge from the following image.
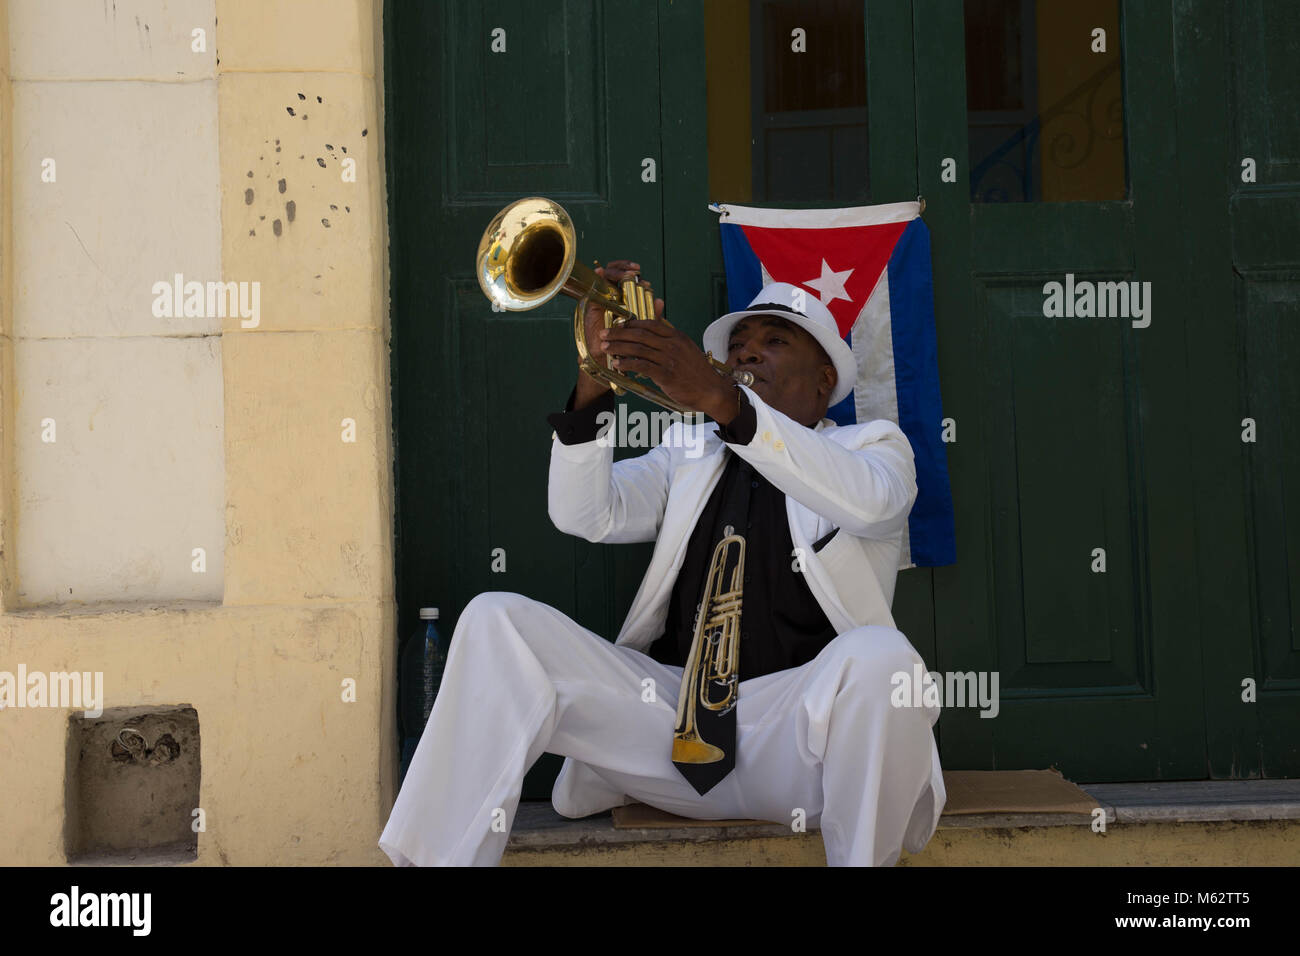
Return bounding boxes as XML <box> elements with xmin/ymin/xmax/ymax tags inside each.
<box><xmin>507</xmin><ymin>803</ymin><xmax>807</xmax><ymax>850</ymax></box>
<box><xmin>1078</xmin><ymin>780</ymin><xmax>1300</xmax><ymax>824</ymax></box>
<box><xmin>937</xmin><ymin>810</ymin><xmax>1104</xmax><ymax>829</ymax></box>
<box><xmin>506</xmin><ymin>779</ymin><xmax>1300</xmax><ymax>852</ymax></box>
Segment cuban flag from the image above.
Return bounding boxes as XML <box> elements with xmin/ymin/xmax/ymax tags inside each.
<box><xmin>714</xmin><ymin>200</ymin><xmax>955</xmax><ymax>568</ymax></box>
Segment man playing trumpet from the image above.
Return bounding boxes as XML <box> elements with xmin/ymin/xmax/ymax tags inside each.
<box><xmin>380</xmin><ymin>260</ymin><xmax>945</xmax><ymax>866</ymax></box>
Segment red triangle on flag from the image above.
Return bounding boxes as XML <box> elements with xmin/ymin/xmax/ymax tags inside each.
<box><xmin>740</xmin><ymin>222</ymin><xmax>909</xmax><ymax>337</ymax></box>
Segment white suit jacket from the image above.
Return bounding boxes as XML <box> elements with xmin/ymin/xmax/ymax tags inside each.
<box><xmin>546</xmin><ymin>382</ymin><xmax>918</xmax><ymax>818</ymax></box>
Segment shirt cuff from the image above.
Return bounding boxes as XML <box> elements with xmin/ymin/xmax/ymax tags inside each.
<box><xmin>716</xmin><ymin>388</ymin><xmax>757</xmax><ymax>444</ymax></box>
<box><xmin>547</xmin><ymin>385</ymin><xmax>616</xmax><ymax>445</ymax></box>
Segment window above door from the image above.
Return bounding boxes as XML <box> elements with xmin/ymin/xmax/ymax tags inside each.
<box><xmin>965</xmin><ymin>0</ymin><xmax>1128</xmax><ymax>203</ymax></box>
<box><xmin>706</xmin><ymin>0</ymin><xmax>869</xmax><ymax>205</ymax></box>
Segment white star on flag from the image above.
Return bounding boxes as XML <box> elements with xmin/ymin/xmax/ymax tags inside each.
<box><xmin>803</xmin><ymin>259</ymin><xmax>854</xmax><ymax>306</ymax></box>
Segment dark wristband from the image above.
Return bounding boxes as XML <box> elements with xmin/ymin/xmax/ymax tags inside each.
<box><xmin>717</xmin><ymin>389</ymin><xmax>757</xmax><ymax>444</ymax></box>
<box><xmin>547</xmin><ymin>385</ymin><xmax>617</xmax><ymax>445</ymax></box>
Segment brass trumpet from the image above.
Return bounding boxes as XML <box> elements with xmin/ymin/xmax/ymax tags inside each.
<box><xmin>671</xmin><ymin>526</ymin><xmax>745</xmax><ymax>764</ymax></box>
<box><xmin>474</xmin><ymin>196</ymin><xmax>754</xmax><ymax>415</ymax></box>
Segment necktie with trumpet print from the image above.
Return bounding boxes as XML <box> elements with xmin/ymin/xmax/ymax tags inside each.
<box><xmin>671</xmin><ymin>450</ymin><xmax>754</xmax><ymax>796</ymax></box>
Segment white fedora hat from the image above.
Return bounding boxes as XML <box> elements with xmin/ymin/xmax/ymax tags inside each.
<box><xmin>703</xmin><ymin>282</ymin><xmax>857</xmax><ymax>407</ymax></box>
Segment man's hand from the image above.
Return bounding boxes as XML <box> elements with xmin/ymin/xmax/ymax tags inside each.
<box><xmin>601</xmin><ymin>309</ymin><xmax>741</xmax><ymax>424</ymax></box>
<box><xmin>573</xmin><ymin>259</ymin><xmax>646</xmax><ymax>410</ymax></box>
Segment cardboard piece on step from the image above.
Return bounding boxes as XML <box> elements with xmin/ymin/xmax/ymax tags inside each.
<box><xmin>941</xmin><ymin>768</ymin><xmax>1099</xmax><ymax>815</ymax></box>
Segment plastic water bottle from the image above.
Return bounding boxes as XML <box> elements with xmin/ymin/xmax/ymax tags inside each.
<box><xmin>400</xmin><ymin>607</ymin><xmax>444</xmax><ymax>780</ymax></box>
<box><xmin>419</xmin><ymin>607</ymin><xmax>444</xmax><ymax>724</ymax></box>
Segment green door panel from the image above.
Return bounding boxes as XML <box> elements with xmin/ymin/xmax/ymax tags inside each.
<box><xmin>915</xmin><ymin>0</ymin><xmax>1208</xmax><ymax>780</ymax></box>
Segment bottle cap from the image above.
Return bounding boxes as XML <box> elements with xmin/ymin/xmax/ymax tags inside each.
<box><xmin>419</xmin><ymin>607</ymin><xmax>439</xmax><ymax>620</ymax></box>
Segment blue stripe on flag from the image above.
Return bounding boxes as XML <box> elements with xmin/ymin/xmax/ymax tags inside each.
<box><xmin>718</xmin><ymin>222</ymin><xmax>764</xmax><ymax>310</ymax></box>
<box><xmin>887</xmin><ymin>219</ymin><xmax>956</xmax><ymax>566</ymax></box>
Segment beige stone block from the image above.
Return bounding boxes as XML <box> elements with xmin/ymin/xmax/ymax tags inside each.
<box><xmin>0</xmin><ymin>685</ymin><xmax>69</xmax><ymax>863</ymax></box>
<box><xmin>215</xmin><ymin>0</ymin><xmax>376</xmax><ymax>75</ymax></box>
<box><xmin>0</xmin><ymin>599</ymin><xmax>396</xmax><ymax>865</ymax></box>
<box><xmin>7</xmin><ymin>0</ymin><xmax>217</xmax><ymax>81</ymax></box>
<box><xmin>218</xmin><ymin>71</ymin><xmax>381</xmax><ymax>333</ymax></box>
<box><xmin>11</xmin><ymin>80</ymin><xmax>221</xmax><ymax>338</ymax></box>
<box><xmin>222</xmin><ymin>329</ymin><xmax>392</xmax><ymax>606</ymax></box>
<box><xmin>13</xmin><ymin>335</ymin><xmax>224</xmax><ymax>606</ymax></box>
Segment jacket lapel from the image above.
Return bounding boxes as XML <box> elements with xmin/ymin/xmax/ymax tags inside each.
<box><xmin>614</xmin><ymin>429</ymin><xmax>729</xmax><ymax>647</ymax></box>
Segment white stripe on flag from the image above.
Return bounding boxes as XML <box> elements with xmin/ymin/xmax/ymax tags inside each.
<box><xmin>716</xmin><ymin>200</ymin><xmax>920</xmax><ymax>229</ymax></box>
<box><xmin>851</xmin><ymin>270</ymin><xmax>899</xmax><ymax>429</ymax></box>
<box><xmin>847</xmin><ymin>271</ymin><xmax>913</xmax><ymax>569</ymax></box>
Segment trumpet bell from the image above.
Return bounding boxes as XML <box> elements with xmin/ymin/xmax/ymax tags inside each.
<box><xmin>475</xmin><ymin>197</ymin><xmax>578</xmax><ymax>311</ymax></box>
<box><xmin>474</xmin><ymin>195</ymin><xmax>752</xmax><ymax>415</ymax></box>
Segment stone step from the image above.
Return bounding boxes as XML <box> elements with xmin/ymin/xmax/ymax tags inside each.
<box><xmin>501</xmin><ymin>779</ymin><xmax>1300</xmax><ymax>866</ymax></box>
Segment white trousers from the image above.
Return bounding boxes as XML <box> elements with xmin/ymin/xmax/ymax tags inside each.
<box><xmin>379</xmin><ymin>591</ymin><xmax>945</xmax><ymax>867</ymax></box>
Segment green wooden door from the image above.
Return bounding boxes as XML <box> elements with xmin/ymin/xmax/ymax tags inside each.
<box><xmin>907</xmin><ymin>0</ymin><xmax>1298</xmax><ymax>780</ymax></box>
<box><xmin>661</xmin><ymin>0</ymin><xmax>1202</xmax><ymax>780</ymax></box>
<box><xmin>914</xmin><ymin>0</ymin><xmax>1207</xmax><ymax>780</ymax></box>
<box><xmin>660</xmin><ymin>0</ymin><xmax>1299</xmax><ymax>781</ymax></box>
<box><xmin>387</xmin><ymin>0</ymin><xmax>1299</xmax><ymax>797</ymax></box>
<box><xmin>1174</xmin><ymin>0</ymin><xmax>1300</xmax><ymax>778</ymax></box>
<box><xmin>385</xmin><ymin>0</ymin><xmax>669</xmax><ymax>797</ymax></box>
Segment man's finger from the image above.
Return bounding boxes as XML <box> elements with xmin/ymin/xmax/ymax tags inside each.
<box><xmin>604</xmin><ymin>320</ymin><xmax>675</xmax><ymax>341</ymax></box>
<box><xmin>611</xmin><ymin>355</ymin><xmax>662</xmax><ymax>376</ymax></box>
<box><xmin>603</xmin><ymin>336</ymin><xmax>671</xmax><ymax>362</ymax></box>
<box><xmin>602</xmin><ymin>338</ymin><xmax>662</xmax><ymax>361</ymax></box>
<box><xmin>601</xmin><ymin>259</ymin><xmax>641</xmax><ymax>281</ymax></box>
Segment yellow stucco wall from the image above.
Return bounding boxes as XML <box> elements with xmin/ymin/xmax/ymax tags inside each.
<box><xmin>0</xmin><ymin>0</ymin><xmax>396</xmax><ymax>865</ymax></box>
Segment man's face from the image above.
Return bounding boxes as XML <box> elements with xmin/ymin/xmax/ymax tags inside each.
<box><xmin>725</xmin><ymin>314</ymin><xmax>837</xmax><ymax>427</ymax></box>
